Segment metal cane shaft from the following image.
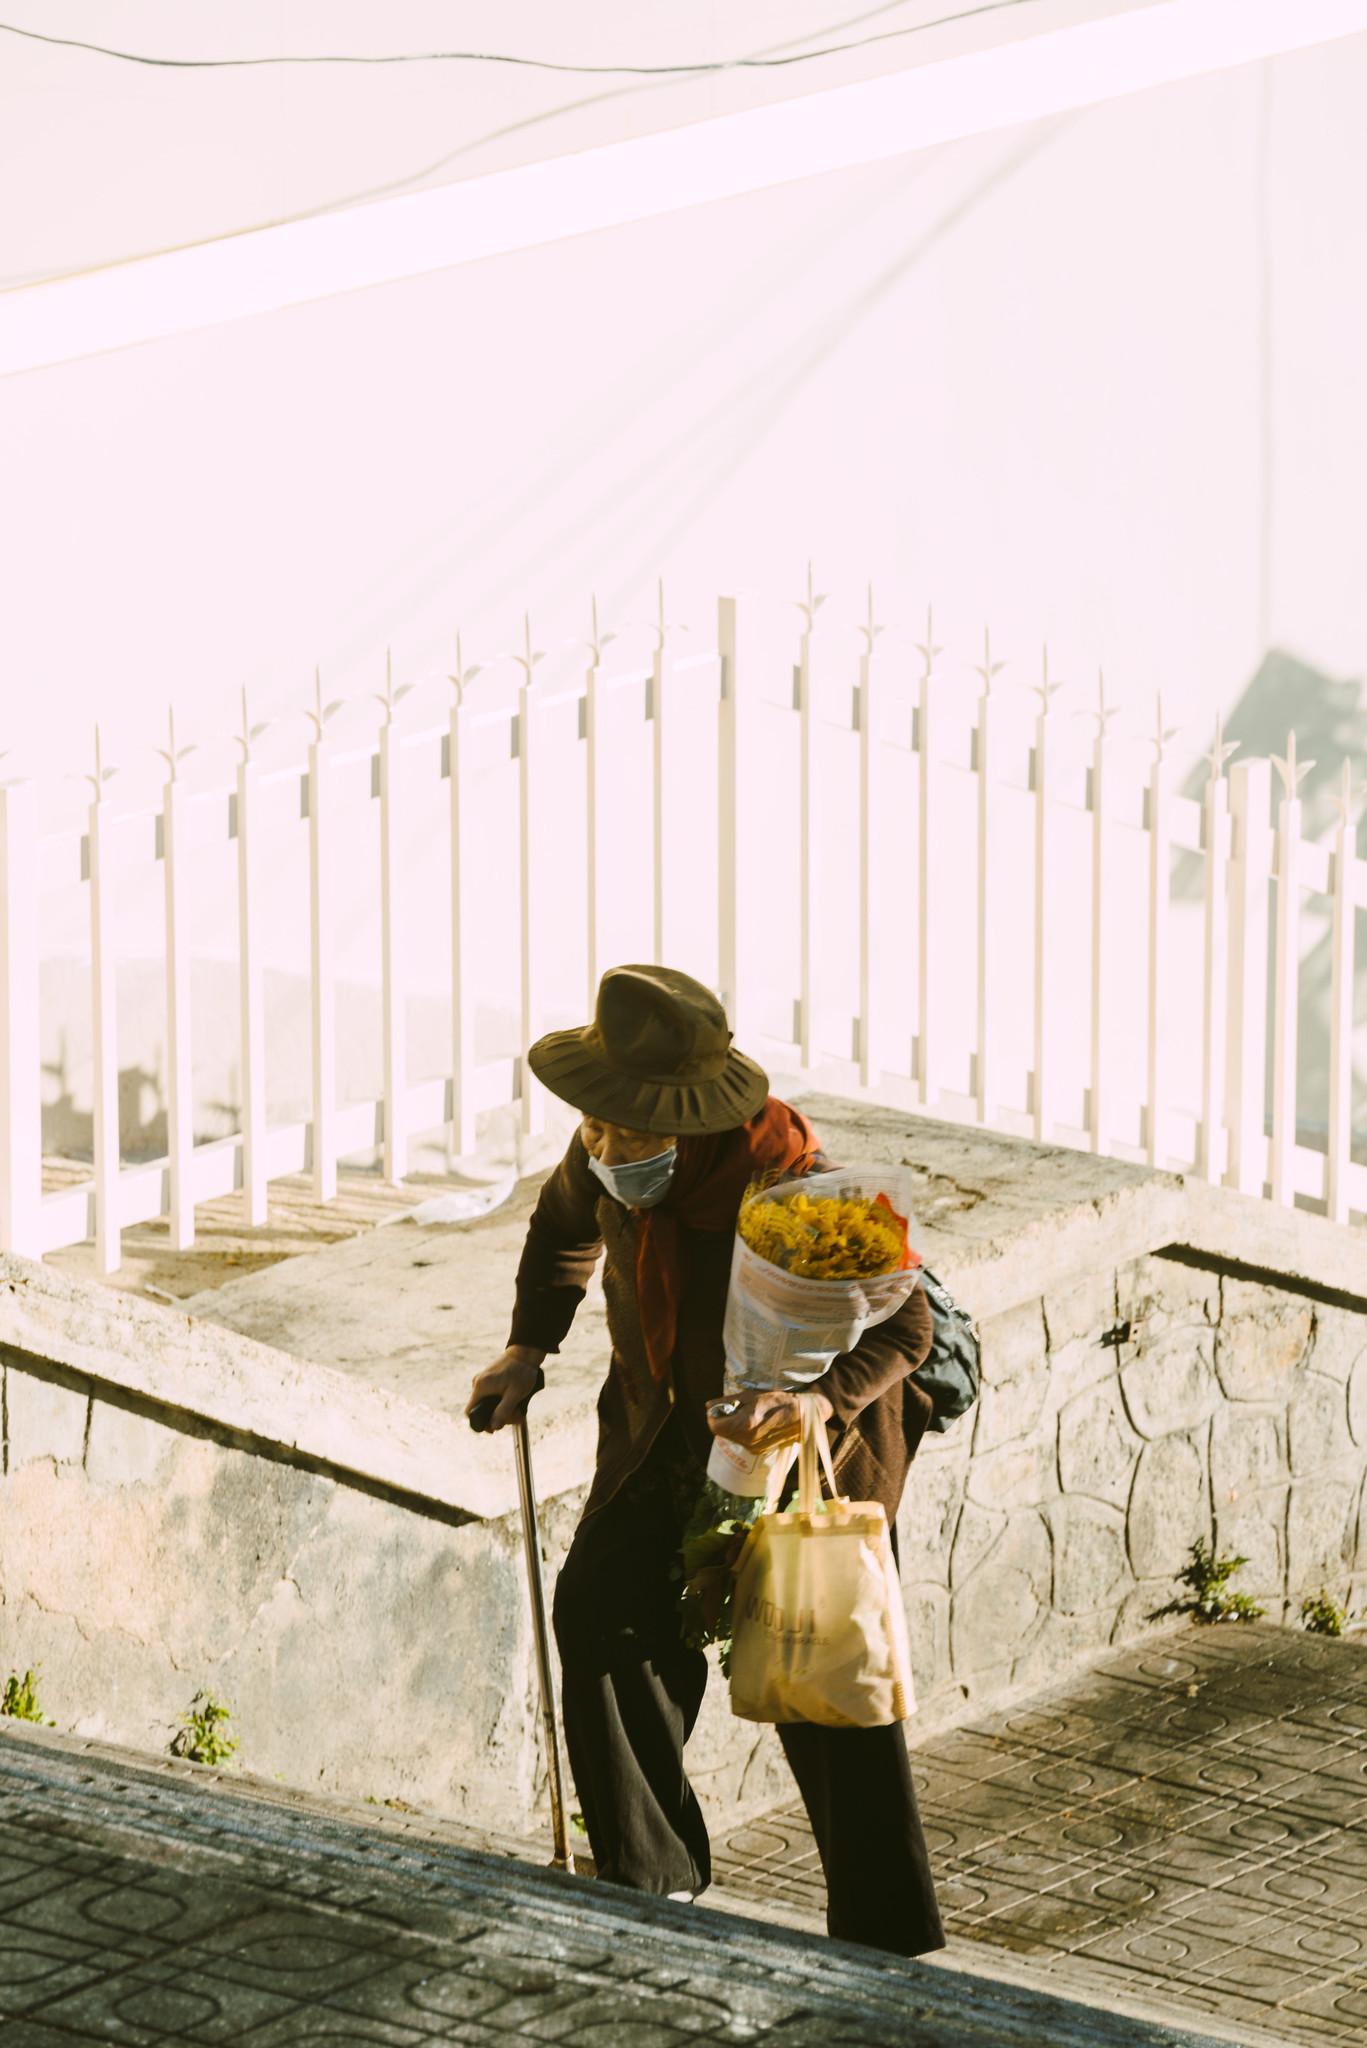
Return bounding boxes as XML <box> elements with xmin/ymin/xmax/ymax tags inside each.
<box><xmin>512</xmin><ymin>1418</ymin><xmax>574</xmax><ymax>1872</ymax></box>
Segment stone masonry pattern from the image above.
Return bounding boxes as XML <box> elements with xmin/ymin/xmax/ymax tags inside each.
<box><xmin>899</xmin><ymin>1250</ymin><xmax>1367</xmax><ymax>1727</ymax></box>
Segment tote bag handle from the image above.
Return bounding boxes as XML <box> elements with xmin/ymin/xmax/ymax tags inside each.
<box><xmin>795</xmin><ymin>1391</ymin><xmax>840</xmax><ymax>1516</ymax></box>
<box><xmin>755</xmin><ymin>1394</ymin><xmax>840</xmax><ymax>1516</ymax></box>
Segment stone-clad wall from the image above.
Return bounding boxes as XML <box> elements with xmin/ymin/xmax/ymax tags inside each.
<box><xmin>2</xmin><ymin>1243</ymin><xmax>1364</xmax><ymax>1839</ymax></box>
<box><xmin>898</xmin><ymin>1251</ymin><xmax>1367</xmax><ymax>1729</ymax></box>
<box><xmin>0</xmin><ymin>1347</ymin><xmax>787</xmax><ymax>1835</ymax></box>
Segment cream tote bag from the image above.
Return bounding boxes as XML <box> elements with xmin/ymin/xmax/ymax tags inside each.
<box><xmin>728</xmin><ymin>1394</ymin><xmax>915</xmax><ymax>1728</ymax></box>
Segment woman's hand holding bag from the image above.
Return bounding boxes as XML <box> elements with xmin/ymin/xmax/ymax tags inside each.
<box><xmin>727</xmin><ymin>1392</ymin><xmax>914</xmax><ymax>1728</ymax></box>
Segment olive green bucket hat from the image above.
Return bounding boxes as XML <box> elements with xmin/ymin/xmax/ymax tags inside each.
<box><xmin>526</xmin><ymin>964</ymin><xmax>769</xmax><ymax>1135</ymax></box>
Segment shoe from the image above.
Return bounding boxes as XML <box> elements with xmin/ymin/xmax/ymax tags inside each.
<box><xmin>667</xmin><ymin>1888</ymin><xmax>696</xmax><ymax>1903</ymax></box>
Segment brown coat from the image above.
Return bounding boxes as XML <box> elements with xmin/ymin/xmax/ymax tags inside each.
<box><xmin>508</xmin><ymin>1115</ymin><xmax>937</xmax><ymax>1523</ymax></box>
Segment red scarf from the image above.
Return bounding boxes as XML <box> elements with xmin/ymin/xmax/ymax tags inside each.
<box><xmin>635</xmin><ymin>1097</ymin><xmax>820</xmax><ymax>1384</ymax></box>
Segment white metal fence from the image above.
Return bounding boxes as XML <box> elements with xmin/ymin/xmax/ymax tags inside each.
<box><xmin>1</xmin><ymin>583</ymin><xmax>1364</xmax><ymax>1272</ymax></box>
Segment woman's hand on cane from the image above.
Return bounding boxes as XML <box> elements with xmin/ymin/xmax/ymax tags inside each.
<box><xmin>706</xmin><ymin>1385</ymin><xmax>833</xmax><ymax>1452</ymax></box>
<box><xmin>467</xmin><ymin>1345</ymin><xmax>546</xmax><ymax>1431</ymax></box>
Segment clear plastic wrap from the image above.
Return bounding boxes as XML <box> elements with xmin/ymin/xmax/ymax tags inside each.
<box><xmin>722</xmin><ymin>1166</ymin><xmax>921</xmax><ymax>1389</ymax></box>
<box><xmin>704</xmin><ymin>1167</ymin><xmax>921</xmax><ymax>1495</ymax></box>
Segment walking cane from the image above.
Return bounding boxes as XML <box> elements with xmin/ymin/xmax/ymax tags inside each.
<box><xmin>468</xmin><ymin>1397</ymin><xmax>576</xmax><ymax>1873</ymax></box>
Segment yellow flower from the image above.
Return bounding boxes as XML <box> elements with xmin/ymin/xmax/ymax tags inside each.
<box><xmin>738</xmin><ymin>1189</ymin><xmax>909</xmax><ymax>1279</ymax></box>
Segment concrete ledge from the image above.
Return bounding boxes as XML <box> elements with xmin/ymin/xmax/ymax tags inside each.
<box><xmin>7</xmin><ymin>1100</ymin><xmax>1363</xmax><ymax>1527</ymax></box>
<box><xmin>0</xmin><ymin>1252</ymin><xmax>597</xmax><ymax>1522</ymax></box>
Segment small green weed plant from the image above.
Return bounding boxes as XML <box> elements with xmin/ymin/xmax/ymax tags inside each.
<box><xmin>1300</xmin><ymin>1590</ymin><xmax>1352</xmax><ymax>1636</ymax></box>
<box><xmin>170</xmin><ymin>1690</ymin><xmax>239</xmax><ymax>1767</ymax></box>
<box><xmin>2</xmin><ymin>1668</ymin><xmax>56</xmax><ymax>1725</ymax></box>
<box><xmin>1153</xmin><ymin>1539</ymin><xmax>1266</xmax><ymax>1624</ymax></box>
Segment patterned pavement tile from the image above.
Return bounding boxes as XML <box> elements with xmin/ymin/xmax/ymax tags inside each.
<box><xmin>708</xmin><ymin>1622</ymin><xmax>1367</xmax><ymax>2047</ymax></box>
<box><xmin>27</xmin><ymin>1955</ymin><xmax>305</xmax><ymax>2043</ymax></box>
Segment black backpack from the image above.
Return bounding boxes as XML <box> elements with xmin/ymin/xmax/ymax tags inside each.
<box><xmin>910</xmin><ymin>1266</ymin><xmax>981</xmax><ymax>1432</ymax></box>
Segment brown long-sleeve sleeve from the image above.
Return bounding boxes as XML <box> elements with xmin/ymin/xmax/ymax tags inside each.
<box><xmin>804</xmin><ymin>1267</ymin><xmax>935</xmax><ymax>1427</ymax></box>
<box><xmin>506</xmin><ymin>1135</ymin><xmax>605</xmax><ymax>1355</ymax></box>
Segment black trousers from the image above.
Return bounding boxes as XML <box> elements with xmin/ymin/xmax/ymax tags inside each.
<box><xmin>551</xmin><ymin>1416</ymin><xmax>945</xmax><ymax>1958</ymax></box>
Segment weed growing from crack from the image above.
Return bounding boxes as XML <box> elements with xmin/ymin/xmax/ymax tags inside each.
<box><xmin>2</xmin><ymin>1667</ymin><xmax>56</xmax><ymax>1725</ymax></box>
<box><xmin>1151</xmin><ymin>1538</ymin><xmax>1266</xmax><ymax>1625</ymax></box>
<box><xmin>1299</xmin><ymin>1589</ymin><xmax>1356</xmax><ymax>1636</ymax></box>
<box><xmin>170</xmin><ymin>1690</ymin><xmax>239</xmax><ymax>1767</ymax></box>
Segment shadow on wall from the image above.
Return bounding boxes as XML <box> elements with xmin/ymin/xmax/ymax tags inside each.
<box><xmin>1175</xmin><ymin>648</ymin><xmax>1367</xmax><ymax>1149</ymax></box>
<box><xmin>39</xmin><ymin>972</ymin><xmax>526</xmax><ymax>1168</ymax></box>
<box><xmin>43</xmin><ymin>1035</ymin><xmax>169</xmax><ymax>1166</ymax></box>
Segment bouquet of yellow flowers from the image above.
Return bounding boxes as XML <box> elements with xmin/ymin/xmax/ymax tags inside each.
<box><xmin>737</xmin><ymin>1184</ymin><xmax>912</xmax><ymax>1280</ymax></box>
<box><xmin>717</xmin><ymin>1168</ymin><xmax>921</xmax><ymax>1416</ymax></box>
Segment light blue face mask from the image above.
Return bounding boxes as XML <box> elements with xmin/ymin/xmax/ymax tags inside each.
<box><xmin>586</xmin><ymin>1144</ymin><xmax>678</xmax><ymax>1209</ymax></box>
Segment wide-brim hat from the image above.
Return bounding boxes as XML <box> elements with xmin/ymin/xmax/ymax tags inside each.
<box><xmin>527</xmin><ymin>964</ymin><xmax>769</xmax><ymax>1135</ymax></box>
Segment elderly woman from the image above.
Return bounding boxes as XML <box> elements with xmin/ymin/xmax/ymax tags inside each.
<box><xmin>468</xmin><ymin>964</ymin><xmax>944</xmax><ymax>1957</ymax></box>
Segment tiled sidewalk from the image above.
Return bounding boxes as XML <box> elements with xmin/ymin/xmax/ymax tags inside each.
<box><xmin>3</xmin><ymin>1621</ymin><xmax>1363</xmax><ymax>2044</ymax></box>
<box><xmin>0</xmin><ymin>1721</ymin><xmax>1234</xmax><ymax>2047</ymax></box>
<box><xmin>712</xmin><ymin>1622</ymin><xmax>1367</xmax><ymax>2046</ymax></box>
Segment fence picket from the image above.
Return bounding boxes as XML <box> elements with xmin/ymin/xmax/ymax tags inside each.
<box><xmin>516</xmin><ymin>620</ymin><xmax>545</xmax><ymax>1138</ymax></box>
<box><xmin>1270</xmin><ymin>734</ymin><xmax>1312</xmax><ymax>1207</ymax></box>
<box><xmin>971</xmin><ymin>632</ymin><xmax>1006</xmax><ymax>1125</ymax></box>
<box><xmin>1326</xmin><ymin>763</ymin><xmax>1359</xmax><ymax>1225</ymax></box>
<box><xmin>236</xmin><ymin>753</ymin><xmax>268</xmax><ymax>1225</ymax></box>
<box><xmin>0</xmin><ymin>780</ymin><xmax>40</xmax><ymax>1256</ymax></box>
<box><xmin>308</xmin><ymin>728</ymin><xmax>337</xmax><ymax>1199</ymax></box>
<box><xmin>795</xmin><ymin>568</ymin><xmax>822</xmax><ymax>1067</ymax></box>
<box><xmin>915</xmin><ymin>609</ymin><xmax>944</xmax><ymax>1107</ymax></box>
<box><xmin>651</xmin><ymin>628</ymin><xmax>670</xmax><ymax>969</ymax></box>
<box><xmin>1031</xmin><ymin>649</ymin><xmax>1066</xmax><ymax>1142</ymax></box>
<box><xmin>716</xmin><ymin>596</ymin><xmax>745</xmax><ymax>1033</ymax></box>
<box><xmin>1224</xmin><ymin>757</ymin><xmax>1273</xmax><ymax>1198</ymax></box>
<box><xmin>1088</xmin><ymin>676</ymin><xmax>1119</xmax><ymax>1154</ymax></box>
<box><xmin>162</xmin><ymin>773</ymin><xmax>194</xmax><ymax>1248</ymax></box>
<box><xmin>857</xmin><ymin>591</ymin><xmax>883</xmax><ymax>1088</ymax></box>
<box><xmin>584</xmin><ymin>652</ymin><xmax>606</xmax><ymax>1013</ymax></box>
<box><xmin>378</xmin><ymin>713</ymin><xmax>407</xmax><ymax>1182</ymax></box>
<box><xmin>1198</xmin><ymin>720</ymin><xmax>1236</xmax><ymax>1182</ymax></box>
<box><xmin>1144</xmin><ymin>695</ymin><xmax>1180</xmax><ymax>1167</ymax></box>
<box><xmin>448</xmin><ymin>692</ymin><xmax>478</xmax><ymax>1158</ymax></box>
<box><xmin>88</xmin><ymin>782</ymin><xmax>120</xmax><ymax>1272</ymax></box>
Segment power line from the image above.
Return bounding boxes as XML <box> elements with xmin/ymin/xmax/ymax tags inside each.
<box><xmin>0</xmin><ymin>2</ymin><xmax>1043</xmax><ymax>298</ymax></box>
<box><xmin>1</xmin><ymin>3</ymin><xmax>1038</xmax><ymax>78</ymax></box>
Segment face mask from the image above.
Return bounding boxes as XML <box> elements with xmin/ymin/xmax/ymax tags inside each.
<box><xmin>586</xmin><ymin>1144</ymin><xmax>678</xmax><ymax>1209</ymax></box>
